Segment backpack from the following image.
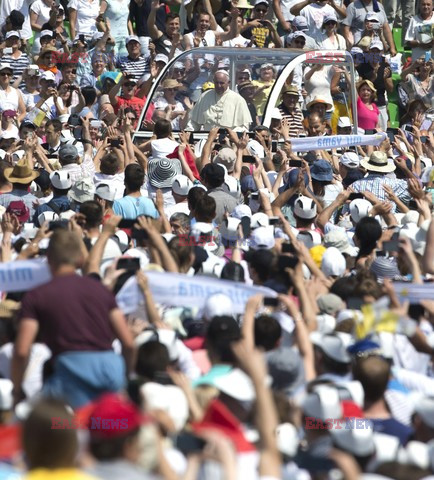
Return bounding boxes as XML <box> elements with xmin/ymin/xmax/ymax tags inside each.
<box><xmin>6</xmin><ymin>201</ymin><xmax>30</xmax><ymax>223</ymax></box>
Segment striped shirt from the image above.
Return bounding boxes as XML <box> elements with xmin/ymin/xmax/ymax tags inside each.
<box><xmin>278</xmin><ymin>104</ymin><xmax>304</xmax><ymax>137</ymax></box>
<box><xmin>1</xmin><ymin>53</ymin><xmax>30</xmax><ymax>89</ymax></box>
<box><xmin>116</xmin><ymin>55</ymin><xmax>150</xmax><ymax>83</ymax></box>
<box><xmin>351</xmin><ymin>173</ymin><xmax>411</xmax><ymax>212</ymax></box>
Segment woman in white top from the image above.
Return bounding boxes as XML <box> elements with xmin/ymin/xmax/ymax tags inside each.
<box><xmin>68</xmin><ymin>0</ymin><xmax>100</xmax><ymax>40</ymax></box>
<box><xmin>317</xmin><ymin>12</ymin><xmax>346</xmax><ymax>50</ymax></box>
<box><xmin>303</xmin><ymin>63</ymin><xmax>334</xmax><ymax>118</ymax></box>
<box><xmin>139</xmin><ymin>118</ymin><xmax>179</xmax><ymax>159</ymax></box>
<box><xmin>153</xmin><ymin>79</ymin><xmax>188</xmax><ymax>131</ymax></box>
<box><xmin>30</xmin><ymin>0</ymin><xmax>53</xmax><ymax>32</ymax></box>
<box><xmin>0</xmin><ymin>66</ymin><xmax>26</xmax><ymax>122</ymax></box>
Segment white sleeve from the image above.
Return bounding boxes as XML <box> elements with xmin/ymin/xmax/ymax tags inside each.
<box><xmin>393</xmin><ymin>366</ymin><xmax>434</xmax><ymax>396</ymax></box>
<box><xmin>404</xmin><ymin>18</ymin><xmax>415</xmax><ymax>42</ymax></box>
<box><xmin>68</xmin><ymin>0</ymin><xmax>79</xmax><ymax>10</ymax></box>
<box><xmin>175</xmin><ymin>340</ymin><xmax>201</xmax><ymax>380</ymax></box>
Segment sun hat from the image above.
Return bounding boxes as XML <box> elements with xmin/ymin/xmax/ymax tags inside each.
<box><xmin>360</xmin><ymin>151</ymin><xmax>395</xmax><ymax>173</ymax></box>
<box><xmin>69</xmin><ymin>177</ymin><xmax>95</xmax><ymax>203</ymax></box>
<box><xmin>349</xmin><ymin>199</ymin><xmax>372</xmax><ymax>223</ymax></box>
<box><xmin>237</xmin><ymin>80</ymin><xmax>255</xmax><ymax>94</ymax></box>
<box><xmin>310</xmin><ymin>160</ymin><xmax>333</xmax><ymax>182</ymax></box>
<box><xmin>95</xmin><ymin>183</ymin><xmax>116</xmax><ymax>201</ymax></box>
<box><xmin>357</xmin><ymin>79</ymin><xmax>377</xmax><ymax>94</ymax></box>
<box><xmin>306</xmin><ymin>95</ymin><xmax>333</xmax><ymax>111</ymax></box>
<box><xmin>0</xmin><ymin>64</ymin><xmax>13</xmax><ymax>73</ymax></box>
<box><xmin>234</xmin><ymin>0</ymin><xmax>254</xmax><ymax>8</ymax></box>
<box><xmin>4</xmin><ymin>159</ymin><xmax>39</xmax><ymax>184</ymax></box>
<box><xmin>161</xmin><ymin>78</ymin><xmax>182</xmax><ymax>89</ymax></box>
<box><xmin>339</xmin><ymin>151</ymin><xmax>360</xmax><ymax>168</ymax></box>
<box><xmin>317</xmin><ymin>293</ymin><xmax>345</xmax><ymax>315</ymax></box>
<box><xmin>324</xmin><ymin>229</ymin><xmax>358</xmax><ymax>256</ymax></box>
<box><xmin>293</xmin><ymin>195</ymin><xmax>317</xmax><ymax>220</ymax></box>
<box><xmin>172</xmin><ymin>174</ymin><xmax>192</xmax><ymax>196</ymax></box>
<box><xmin>282</xmin><ymin>85</ymin><xmax>299</xmax><ymax>96</ymax></box>
<box><xmin>213</xmin><ymin>148</ymin><xmax>236</xmax><ymax>172</ymax></box>
<box><xmin>148</xmin><ymin>158</ymin><xmax>182</xmax><ymax>188</ymax></box>
<box><xmin>50</xmin><ymin>171</ymin><xmax>72</xmax><ymax>190</ymax></box>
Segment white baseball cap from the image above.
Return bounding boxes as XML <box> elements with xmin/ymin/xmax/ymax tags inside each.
<box><xmin>321</xmin><ymin>247</ymin><xmax>346</xmax><ymax>277</ymax></box>
<box><xmin>293</xmin><ymin>195</ymin><xmax>317</xmax><ymax>220</ymax></box>
<box><xmin>155</xmin><ymin>54</ymin><xmax>169</xmax><ymax>64</ymax></box>
<box><xmin>50</xmin><ymin>171</ymin><xmax>72</xmax><ymax>189</ymax></box>
<box><xmin>349</xmin><ymin>199</ymin><xmax>371</xmax><ymax>223</ymax></box>
<box><xmin>339</xmin><ymin>151</ymin><xmax>360</xmax><ymax>168</ymax></box>
<box><xmin>338</xmin><ymin>117</ymin><xmax>352</xmax><ymax>128</ymax></box>
<box><xmin>249</xmin><ymin>226</ymin><xmax>275</xmax><ymax>250</ymax></box>
<box><xmin>222</xmin><ymin>175</ymin><xmax>240</xmax><ymax>198</ymax></box>
<box><xmin>232</xmin><ymin>204</ymin><xmax>252</xmax><ymax>220</ymax></box>
<box><xmin>172</xmin><ymin>174</ymin><xmax>192</xmax><ymax>196</ymax></box>
<box><xmin>202</xmin><ymin>293</ymin><xmax>235</xmax><ymax>321</ymax></box>
<box><xmin>95</xmin><ymin>183</ymin><xmax>116</xmax><ymax>201</ymax></box>
<box><xmin>126</xmin><ymin>35</ymin><xmax>140</xmax><ymax>45</ymax></box>
<box><xmin>251</xmin><ymin>212</ymin><xmax>269</xmax><ymax>229</ymax></box>
<box><xmin>41</xmin><ymin>71</ymin><xmax>56</xmax><ymax>82</ymax></box>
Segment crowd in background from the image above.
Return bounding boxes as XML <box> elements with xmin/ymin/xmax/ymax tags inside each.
<box><xmin>0</xmin><ymin>0</ymin><xmax>434</xmax><ymax>479</ymax></box>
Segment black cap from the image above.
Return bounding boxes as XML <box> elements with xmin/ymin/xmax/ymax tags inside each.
<box><xmin>206</xmin><ymin>315</ymin><xmax>241</xmax><ymax>346</ymax></box>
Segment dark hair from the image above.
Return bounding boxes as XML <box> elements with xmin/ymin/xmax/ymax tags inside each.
<box><xmin>194</xmin><ymin>195</ymin><xmax>216</xmax><ymax>223</ymax></box>
<box><xmin>187</xmin><ymin>186</ymin><xmax>206</xmax><ymax>213</ymax></box>
<box><xmin>254</xmin><ymin>315</ymin><xmax>282</xmax><ymax>351</ymax></box>
<box><xmin>205</xmin><ymin>315</ymin><xmax>240</xmax><ymax>364</ymax></box>
<box><xmin>221</xmin><ymin>261</ymin><xmax>245</xmax><ymax>282</ymax></box>
<box><xmin>57</xmin><ymin>81</ymin><xmax>73</xmax><ymax>107</ymax></box>
<box><xmin>329</xmin><ymin>275</ymin><xmax>358</xmax><ymax>301</ymax></box>
<box><xmin>315</xmin><ymin>347</ymin><xmax>350</xmax><ymax>375</ymax></box>
<box><xmin>153</xmin><ymin>119</ymin><xmax>172</xmax><ymax>139</ymax></box>
<box><xmin>354</xmin><ymin>217</ymin><xmax>382</xmax><ymax>258</ymax></box>
<box><xmin>136</xmin><ymin>340</ymin><xmax>170</xmax><ymax>379</ymax></box>
<box><xmin>81</xmin><ymin>86</ymin><xmax>97</xmax><ymax>106</ymax></box>
<box><xmin>168</xmin><ymin>237</ymin><xmax>194</xmax><ymax>272</ymax></box>
<box><xmin>9</xmin><ymin>10</ymin><xmax>25</xmax><ymax>29</ymax></box>
<box><xmin>22</xmin><ymin>398</ymin><xmax>78</xmax><ymax>469</ymax></box>
<box><xmin>89</xmin><ymin>430</ymin><xmax>140</xmax><ymax>461</ymax></box>
<box><xmin>45</xmin><ymin>119</ymin><xmax>62</xmax><ymax>133</ymax></box>
<box><xmin>123</xmin><ymin>107</ymin><xmax>137</xmax><ymax>120</ymax></box>
<box><xmin>100</xmin><ymin>153</ymin><xmax>119</xmax><ymax>175</ymax></box>
<box><xmin>79</xmin><ymin>200</ymin><xmax>103</xmax><ymax>229</ymax></box>
<box><xmin>125</xmin><ymin>164</ymin><xmax>145</xmax><ymax>192</ymax></box>
<box><xmin>166</xmin><ymin>12</ymin><xmax>180</xmax><ymax>21</ymax></box>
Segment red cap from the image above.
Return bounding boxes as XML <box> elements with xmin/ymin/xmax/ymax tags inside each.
<box><xmin>78</xmin><ymin>393</ymin><xmax>148</xmax><ymax>438</ymax></box>
<box><xmin>192</xmin><ymin>399</ymin><xmax>256</xmax><ymax>453</ymax></box>
<box><xmin>2</xmin><ymin>110</ymin><xmax>17</xmax><ymax>118</ymax></box>
<box><xmin>341</xmin><ymin>400</ymin><xmax>364</xmax><ymax>419</ymax></box>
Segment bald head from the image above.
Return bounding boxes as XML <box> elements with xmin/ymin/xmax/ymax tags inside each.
<box><xmin>353</xmin><ymin>356</ymin><xmax>390</xmax><ymax>404</ymax></box>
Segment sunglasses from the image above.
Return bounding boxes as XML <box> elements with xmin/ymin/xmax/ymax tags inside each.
<box><xmin>0</xmin><ymin>72</ymin><xmax>12</xmax><ymax>76</ymax></box>
<box><xmin>165</xmin><ymin>87</ymin><xmax>177</xmax><ymax>91</ymax></box>
<box><xmin>325</xmin><ymin>21</ymin><xmax>337</xmax><ymax>25</ymax></box>
<box><xmin>255</xmin><ymin>8</ymin><xmax>267</xmax><ymax>12</ymax></box>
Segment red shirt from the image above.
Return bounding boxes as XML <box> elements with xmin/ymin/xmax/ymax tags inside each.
<box><xmin>114</xmin><ymin>96</ymin><xmax>154</xmax><ymax>127</ymax></box>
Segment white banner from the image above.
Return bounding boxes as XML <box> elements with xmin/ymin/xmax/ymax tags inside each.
<box><xmin>290</xmin><ymin>133</ymin><xmax>386</xmax><ymax>152</ymax></box>
<box><xmin>116</xmin><ymin>271</ymin><xmax>277</xmax><ymax>315</ymax></box>
<box><xmin>0</xmin><ymin>259</ymin><xmax>51</xmax><ymax>292</ymax></box>
<box><xmin>394</xmin><ymin>283</ymin><xmax>434</xmax><ymax>303</ymax></box>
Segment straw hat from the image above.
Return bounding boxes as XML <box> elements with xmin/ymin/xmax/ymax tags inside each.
<box><xmin>233</xmin><ymin>0</ymin><xmax>253</xmax><ymax>8</ymax></box>
<box><xmin>4</xmin><ymin>159</ymin><xmax>40</xmax><ymax>184</ymax></box>
<box><xmin>306</xmin><ymin>95</ymin><xmax>333</xmax><ymax>111</ymax></box>
<box><xmin>161</xmin><ymin>79</ymin><xmax>182</xmax><ymax>89</ymax></box>
<box><xmin>360</xmin><ymin>151</ymin><xmax>395</xmax><ymax>173</ymax></box>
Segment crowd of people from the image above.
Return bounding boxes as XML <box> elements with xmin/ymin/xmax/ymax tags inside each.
<box><xmin>0</xmin><ymin>0</ymin><xmax>434</xmax><ymax>479</ymax></box>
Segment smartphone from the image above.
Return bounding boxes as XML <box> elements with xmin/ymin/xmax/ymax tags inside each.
<box><xmin>241</xmin><ymin>216</ymin><xmax>251</xmax><ymax>238</ymax></box>
<box><xmin>73</xmin><ymin>126</ymin><xmax>82</xmax><ymax>140</ymax></box>
<box><xmin>282</xmin><ymin>243</ymin><xmax>295</xmax><ymax>254</ymax></box>
<box><xmin>248</xmin><ymin>132</ymin><xmax>256</xmax><ymax>139</ymax></box>
<box><xmin>348</xmin><ymin>192</ymin><xmax>364</xmax><ymax>201</ymax></box>
<box><xmin>48</xmin><ymin>220</ymin><xmax>69</xmax><ymax>231</ymax></box>
<box><xmin>383</xmin><ymin>232</ymin><xmax>399</xmax><ymax>252</ymax></box>
<box><xmin>268</xmin><ymin>216</ymin><xmax>280</xmax><ymax>225</ymax></box>
<box><xmin>347</xmin><ymin>296</ymin><xmax>364</xmax><ymax>309</ymax></box>
<box><xmin>264</xmin><ymin>297</ymin><xmax>279</xmax><ymax>307</ymax></box>
<box><xmin>271</xmin><ymin>140</ymin><xmax>278</xmax><ymax>153</ymax></box>
<box><xmin>387</xmin><ymin>129</ymin><xmax>398</xmax><ymax>143</ymax></box>
<box><xmin>365</xmin><ymin>129</ymin><xmax>376</xmax><ymax>135</ymax></box>
<box><xmin>278</xmin><ymin>255</ymin><xmax>299</xmax><ymax>270</ymax></box>
<box><xmin>298</xmin><ymin>133</ymin><xmax>307</xmax><ymax>138</ymax></box>
<box><xmin>250</xmin><ymin>192</ymin><xmax>259</xmax><ymax>200</ymax></box>
<box><xmin>118</xmin><ymin>219</ymin><xmax>136</xmax><ymax>229</ymax></box>
<box><xmin>109</xmin><ymin>138</ymin><xmax>122</xmax><ymax>148</ymax></box>
<box><xmin>242</xmin><ymin>155</ymin><xmax>256</xmax><ymax>164</ymax></box>
<box><xmin>376</xmin><ymin>250</ymin><xmax>387</xmax><ymax>257</ymax></box>
<box><xmin>3</xmin><ymin>47</ymin><xmax>13</xmax><ymax>55</ymax></box>
<box><xmin>218</xmin><ymin>128</ymin><xmax>227</xmax><ymax>135</ymax></box>
<box><xmin>408</xmin><ymin>199</ymin><xmax>418</xmax><ymax>210</ymax></box>
<box><xmin>236</xmin><ymin>132</ymin><xmax>243</xmax><ymax>140</ymax></box>
<box><xmin>173</xmin><ymin>432</ymin><xmax>206</xmax><ymax>455</ymax></box>
<box><xmin>131</xmin><ymin>227</ymin><xmax>148</xmax><ymax>240</ymax></box>
<box><xmin>421</xmin><ymin>136</ymin><xmax>428</xmax><ymax>144</ymax></box>
<box><xmin>79</xmin><ymin>34</ymin><xmax>85</xmax><ymax>43</ymax></box>
<box><xmin>90</xmin><ymin>120</ymin><xmax>102</xmax><ymax>129</ymax></box>
<box><xmin>117</xmin><ymin>257</ymin><xmax>140</xmax><ymax>272</ymax></box>
<box><xmin>426</xmin><ymin>51</ymin><xmax>432</xmax><ymax>63</ymax></box>
<box><xmin>68</xmin><ymin>114</ymin><xmax>81</xmax><ymax>127</ymax></box>
<box><xmin>403</xmin><ymin>125</ymin><xmax>413</xmax><ymax>133</ymax></box>
<box><xmin>289</xmin><ymin>160</ymin><xmax>303</xmax><ymax>168</ymax></box>
<box><xmin>188</xmin><ymin>132</ymin><xmax>195</xmax><ymax>145</ymax></box>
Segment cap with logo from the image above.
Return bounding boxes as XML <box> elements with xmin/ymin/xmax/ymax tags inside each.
<box><xmin>126</xmin><ymin>35</ymin><xmax>140</xmax><ymax>45</ymax></box>
<box><xmin>5</xmin><ymin>31</ymin><xmax>20</xmax><ymax>40</ymax></box>
<box><xmin>293</xmin><ymin>195</ymin><xmax>317</xmax><ymax>220</ymax></box>
<box><xmin>172</xmin><ymin>174</ymin><xmax>193</xmax><ymax>196</ymax></box>
<box><xmin>50</xmin><ymin>171</ymin><xmax>72</xmax><ymax>190</ymax></box>
<box><xmin>95</xmin><ymin>183</ymin><xmax>116</xmax><ymax>201</ymax></box>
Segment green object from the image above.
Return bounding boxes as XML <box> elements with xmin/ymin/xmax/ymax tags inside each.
<box><xmin>388</xmin><ymin>102</ymin><xmax>400</xmax><ymax>128</ymax></box>
<box><xmin>393</xmin><ymin>27</ymin><xmax>404</xmax><ymax>53</ymax></box>
<box><xmin>64</xmin><ymin>20</ymin><xmax>71</xmax><ymax>39</ymax></box>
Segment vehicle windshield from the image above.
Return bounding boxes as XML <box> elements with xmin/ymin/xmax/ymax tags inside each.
<box><xmin>135</xmin><ymin>47</ymin><xmax>357</xmax><ymax>135</ymax></box>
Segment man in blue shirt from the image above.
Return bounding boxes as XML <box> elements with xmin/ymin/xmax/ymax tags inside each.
<box><xmin>113</xmin><ymin>164</ymin><xmax>159</xmax><ymax>219</ymax></box>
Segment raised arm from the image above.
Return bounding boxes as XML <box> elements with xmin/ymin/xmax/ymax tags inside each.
<box><xmin>148</xmin><ymin>0</ymin><xmax>164</xmax><ymax>40</ymax></box>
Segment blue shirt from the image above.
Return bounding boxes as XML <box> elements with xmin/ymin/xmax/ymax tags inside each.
<box><xmin>113</xmin><ymin>195</ymin><xmax>159</xmax><ymax>219</ymax></box>
<box><xmin>33</xmin><ymin>195</ymin><xmax>71</xmax><ymax>226</ymax></box>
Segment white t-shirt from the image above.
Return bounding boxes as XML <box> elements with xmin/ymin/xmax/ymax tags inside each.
<box><xmin>0</xmin><ymin>0</ymin><xmax>32</xmax><ymax>40</ymax></box>
<box><xmin>67</xmin><ymin>0</ymin><xmax>99</xmax><ymax>35</ymax></box>
<box><xmin>184</xmin><ymin>29</ymin><xmax>216</xmax><ymax>48</ymax></box>
<box><xmin>0</xmin><ymin>87</ymin><xmax>21</xmax><ymax>111</ymax></box>
<box><xmin>300</xmin><ymin>3</ymin><xmax>337</xmax><ymax>37</ymax></box>
<box><xmin>153</xmin><ymin>97</ymin><xmax>185</xmax><ymax>131</ymax></box>
<box><xmin>150</xmin><ymin>138</ymin><xmax>179</xmax><ymax>159</ymax></box>
<box><xmin>405</xmin><ymin>14</ymin><xmax>434</xmax><ymax>61</ymax></box>
<box><xmin>223</xmin><ymin>34</ymin><xmax>249</xmax><ymax>48</ymax></box>
<box><xmin>93</xmin><ymin>172</ymin><xmax>125</xmax><ymax>200</ymax></box>
<box><xmin>30</xmin><ymin>0</ymin><xmax>52</xmax><ymax>29</ymax></box>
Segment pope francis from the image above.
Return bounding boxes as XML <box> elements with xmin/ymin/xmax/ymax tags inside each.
<box><xmin>190</xmin><ymin>71</ymin><xmax>252</xmax><ymax>131</ymax></box>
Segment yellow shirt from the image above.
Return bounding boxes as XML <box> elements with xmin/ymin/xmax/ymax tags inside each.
<box><xmin>252</xmin><ymin>79</ymin><xmax>275</xmax><ymax>117</ymax></box>
<box><xmin>24</xmin><ymin>468</ymin><xmax>99</xmax><ymax>480</ymax></box>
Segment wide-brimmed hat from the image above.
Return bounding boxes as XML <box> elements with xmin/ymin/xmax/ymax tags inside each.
<box><xmin>161</xmin><ymin>79</ymin><xmax>182</xmax><ymax>90</ymax></box>
<box><xmin>234</xmin><ymin>0</ymin><xmax>254</xmax><ymax>7</ymax></box>
<box><xmin>306</xmin><ymin>95</ymin><xmax>333</xmax><ymax>111</ymax></box>
<box><xmin>356</xmin><ymin>79</ymin><xmax>377</xmax><ymax>94</ymax></box>
<box><xmin>360</xmin><ymin>151</ymin><xmax>395</xmax><ymax>173</ymax></box>
<box><xmin>4</xmin><ymin>159</ymin><xmax>39</xmax><ymax>184</ymax></box>
<box><xmin>148</xmin><ymin>158</ymin><xmax>182</xmax><ymax>188</ymax></box>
